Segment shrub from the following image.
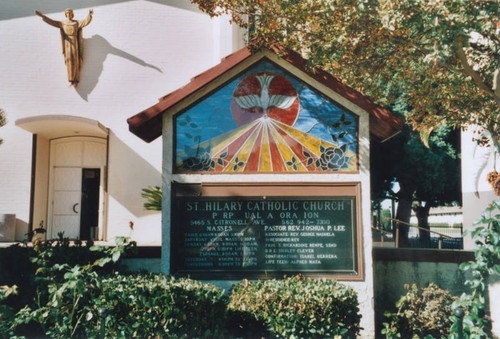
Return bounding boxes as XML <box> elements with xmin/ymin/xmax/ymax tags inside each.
<box><xmin>0</xmin><ymin>235</ymin><xmax>136</xmax><ymax>337</ymax></box>
<box><xmin>382</xmin><ymin>283</ymin><xmax>457</xmax><ymax>338</ymax></box>
<box><xmin>0</xmin><ymin>285</ymin><xmax>17</xmax><ymax>335</ymax></box>
<box><xmin>3</xmin><ymin>238</ymin><xmax>364</xmax><ymax>338</ymax></box>
<box><xmin>227</xmin><ymin>275</ymin><xmax>361</xmax><ymax>338</ymax></box>
<box><xmin>98</xmin><ymin>274</ymin><xmax>227</xmax><ymax>338</ymax></box>
<box><xmin>0</xmin><ymin>244</ymin><xmax>36</xmax><ymax>313</ymax></box>
<box><xmin>451</xmin><ymin>200</ymin><xmax>500</xmax><ymax>338</ymax></box>
<box><xmin>11</xmin><ymin>273</ymin><xmax>227</xmax><ymax>338</ymax></box>
<box><xmin>2</xmin><ymin>235</ymin><xmax>227</xmax><ymax>338</ymax></box>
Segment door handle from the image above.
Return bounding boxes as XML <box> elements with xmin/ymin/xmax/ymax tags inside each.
<box><xmin>72</xmin><ymin>203</ymin><xmax>79</xmax><ymax>214</ymax></box>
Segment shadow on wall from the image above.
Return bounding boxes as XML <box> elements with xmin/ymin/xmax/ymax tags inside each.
<box><xmin>108</xmin><ymin>133</ymin><xmax>162</xmax><ymax>218</ymax></box>
<box><xmin>77</xmin><ymin>34</ymin><xmax>162</xmax><ymax>101</ymax></box>
<box><xmin>15</xmin><ymin>219</ymin><xmax>29</xmax><ymax>242</ymax></box>
<box><xmin>1</xmin><ymin>1</ymin><xmax>202</xmax><ymax>20</ymax></box>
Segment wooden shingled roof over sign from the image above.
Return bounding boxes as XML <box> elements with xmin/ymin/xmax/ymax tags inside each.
<box><xmin>127</xmin><ymin>46</ymin><xmax>403</xmax><ymax>143</ymax></box>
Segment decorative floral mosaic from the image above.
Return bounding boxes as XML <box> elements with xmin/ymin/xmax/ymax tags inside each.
<box><xmin>175</xmin><ymin>60</ymin><xmax>358</xmax><ymax>173</ymax></box>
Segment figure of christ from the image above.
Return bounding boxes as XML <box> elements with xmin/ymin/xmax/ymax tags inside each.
<box><xmin>36</xmin><ymin>9</ymin><xmax>93</xmax><ymax>86</ymax></box>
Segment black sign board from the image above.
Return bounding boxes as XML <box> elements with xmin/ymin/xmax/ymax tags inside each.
<box><xmin>172</xmin><ymin>196</ymin><xmax>358</xmax><ymax>277</ymax></box>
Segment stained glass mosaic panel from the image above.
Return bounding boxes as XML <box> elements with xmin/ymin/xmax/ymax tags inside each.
<box><xmin>175</xmin><ymin>60</ymin><xmax>358</xmax><ymax>173</ymax></box>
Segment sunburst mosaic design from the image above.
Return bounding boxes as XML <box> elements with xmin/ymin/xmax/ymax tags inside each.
<box><xmin>175</xmin><ymin>60</ymin><xmax>358</xmax><ymax>173</ymax></box>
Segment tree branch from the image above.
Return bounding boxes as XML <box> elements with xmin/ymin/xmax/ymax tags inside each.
<box><xmin>493</xmin><ymin>68</ymin><xmax>500</xmax><ymax>98</ymax></box>
<box><xmin>390</xmin><ymin>35</ymin><xmax>464</xmax><ymax>75</ymax></box>
<box><xmin>456</xmin><ymin>45</ymin><xmax>500</xmax><ymax>105</ymax></box>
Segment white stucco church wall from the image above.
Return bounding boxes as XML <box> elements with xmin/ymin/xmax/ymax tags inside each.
<box><xmin>461</xmin><ymin>128</ymin><xmax>500</xmax><ymax>250</ymax></box>
<box><xmin>0</xmin><ymin>1</ymin><xmax>244</xmax><ymax>243</ymax></box>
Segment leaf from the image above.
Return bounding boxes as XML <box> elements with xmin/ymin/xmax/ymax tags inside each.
<box><xmin>419</xmin><ymin>127</ymin><xmax>433</xmax><ymax>148</ymax></box>
<box><xmin>491</xmin><ymin>232</ymin><xmax>500</xmax><ymax>245</ymax></box>
<box><xmin>464</xmin><ymin>318</ymin><xmax>475</xmax><ymax>328</ymax></box>
<box><xmin>97</xmin><ymin>257</ymin><xmax>112</xmax><ymax>267</ymax></box>
<box><xmin>303</xmin><ymin>150</ymin><xmax>311</xmax><ymax>158</ymax></box>
<box><xmin>307</xmin><ymin>158</ymin><xmax>313</xmax><ymax>166</ymax></box>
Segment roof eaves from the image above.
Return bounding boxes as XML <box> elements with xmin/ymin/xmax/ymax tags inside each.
<box><xmin>128</xmin><ymin>45</ymin><xmax>403</xmax><ymax>143</ymax></box>
<box><xmin>127</xmin><ymin>47</ymin><xmax>253</xmax><ymax>142</ymax></box>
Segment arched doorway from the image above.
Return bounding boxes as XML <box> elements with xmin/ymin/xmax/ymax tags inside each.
<box><xmin>16</xmin><ymin>115</ymin><xmax>109</xmax><ymax>240</ymax></box>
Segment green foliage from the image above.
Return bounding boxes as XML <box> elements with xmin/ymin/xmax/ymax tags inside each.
<box><xmin>0</xmin><ymin>285</ymin><xmax>17</xmax><ymax>334</ymax></box>
<box><xmin>371</xmin><ymin>123</ymin><xmax>460</xmax><ymax>245</ymax></box>
<box><xmin>141</xmin><ymin>185</ymin><xmax>162</xmax><ymax>211</ymax></box>
<box><xmin>372</xmin><ymin>124</ymin><xmax>460</xmax><ymax>207</ymax></box>
<box><xmin>450</xmin><ymin>200</ymin><xmax>500</xmax><ymax>338</ymax></box>
<box><xmin>1</xmin><ymin>235</ymin><xmax>227</xmax><ymax>338</ymax></box>
<box><xmin>382</xmin><ymin>283</ymin><xmax>457</xmax><ymax>338</ymax></box>
<box><xmin>2</xmin><ymin>238</ymin><xmax>364</xmax><ymax>338</ymax></box>
<box><xmin>380</xmin><ymin>209</ymin><xmax>392</xmax><ymax>230</ymax></box>
<box><xmin>228</xmin><ymin>275</ymin><xmax>361</xmax><ymax>338</ymax></box>
<box><xmin>11</xmin><ymin>274</ymin><xmax>227</xmax><ymax>338</ymax></box>
<box><xmin>24</xmin><ymin>221</ymin><xmax>47</xmax><ymax>242</ymax></box>
<box><xmin>0</xmin><ymin>244</ymin><xmax>36</xmax><ymax>313</ymax></box>
<box><xmin>29</xmin><ymin>234</ymin><xmax>134</xmax><ymax>289</ymax></box>
<box><xmin>0</xmin><ymin>235</ymin><xmax>135</xmax><ymax>337</ymax></box>
<box><xmin>192</xmin><ymin>0</ymin><xmax>499</xmax><ymax>147</ymax></box>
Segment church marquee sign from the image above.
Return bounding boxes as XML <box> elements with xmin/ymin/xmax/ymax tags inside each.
<box><xmin>171</xmin><ymin>183</ymin><xmax>363</xmax><ymax>280</ymax></box>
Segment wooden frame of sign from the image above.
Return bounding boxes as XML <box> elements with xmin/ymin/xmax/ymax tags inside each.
<box><xmin>171</xmin><ymin>182</ymin><xmax>364</xmax><ymax>280</ymax></box>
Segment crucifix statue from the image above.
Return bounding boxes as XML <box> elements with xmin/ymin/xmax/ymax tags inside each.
<box><xmin>36</xmin><ymin>9</ymin><xmax>93</xmax><ymax>86</ymax></box>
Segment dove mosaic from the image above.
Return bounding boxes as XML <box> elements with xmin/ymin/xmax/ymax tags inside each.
<box><xmin>175</xmin><ymin>60</ymin><xmax>358</xmax><ymax>173</ymax></box>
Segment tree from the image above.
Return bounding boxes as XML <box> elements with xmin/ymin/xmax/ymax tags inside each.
<box><xmin>371</xmin><ymin>122</ymin><xmax>460</xmax><ymax>246</ymax></box>
<box><xmin>0</xmin><ymin>108</ymin><xmax>6</xmax><ymax>145</ymax></box>
<box><xmin>411</xmin><ymin>126</ymin><xmax>461</xmax><ymax>245</ymax></box>
<box><xmin>192</xmin><ymin>0</ymin><xmax>499</xmax><ymax>170</ymax></box>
